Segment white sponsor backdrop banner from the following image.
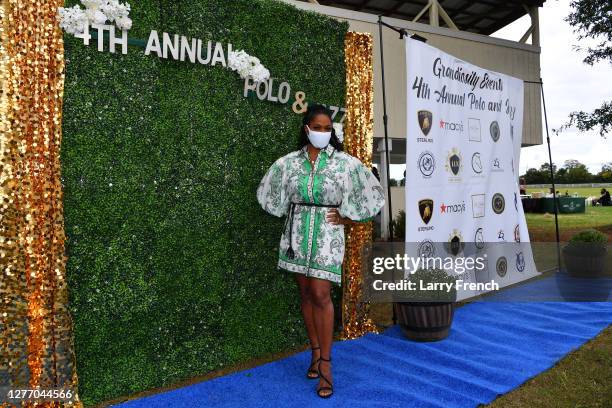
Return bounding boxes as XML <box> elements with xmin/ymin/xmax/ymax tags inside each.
<box><xmin>404</xmin><ymin>38</ymin><xmax>539</xmax><ymax>301</ymax></box>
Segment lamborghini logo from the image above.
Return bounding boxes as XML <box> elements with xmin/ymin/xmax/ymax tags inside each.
<box><xmin>418</xmin><ymin>199</ymin><xmax>434</xmax><ymax>224</ymax></box>
<box><xmin>418</xmin><ymin>110</ymin><xmax>433</xmax><ymax>136</ymax></box>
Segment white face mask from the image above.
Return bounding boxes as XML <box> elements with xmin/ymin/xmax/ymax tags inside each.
<box><xmin>306</xmin><ymin>125</ymin><xmax>332</xmax><ymax>149</ymax></box>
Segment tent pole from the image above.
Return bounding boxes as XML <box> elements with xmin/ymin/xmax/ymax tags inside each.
<box><xmin>378</xmin><ymin>15</ymin><xmax>397</xmax><ymax>325</ymax></box>
<box><xmin>378</xmin><ymin>15</ymin><xmax>394</xmax><ymax>241</ymax></box>
<box><xmin>540</xmin><ymin>78</ymin><xmax>562</xmax><ymax>272</ymax></box>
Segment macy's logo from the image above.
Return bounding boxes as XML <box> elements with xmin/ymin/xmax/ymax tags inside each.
<box><xmin>440</xmin><ymin>201</ymin><xmax>466</xmax><ymax>214</ymax></box>
<box><xmin>439</xmin><ymin>119</ymin><xmax>464</xmax><ymax>132</ymax></box>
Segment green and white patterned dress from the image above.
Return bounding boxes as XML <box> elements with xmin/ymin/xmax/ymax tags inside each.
<box><xmin>256</xmin><ymin>143</ymin><xmax>385</xmax><ymax>285</ymax></box>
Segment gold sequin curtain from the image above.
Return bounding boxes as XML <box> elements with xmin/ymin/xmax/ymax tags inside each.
<box><xmin>0</xmin><ymin>0</ymin><xmax>81</xmax><ymax>406</ymax></box>
<box><xmin>341</xmin><ymin>32</ymin><xmax>378</xmax><ymax>340</ymax></box>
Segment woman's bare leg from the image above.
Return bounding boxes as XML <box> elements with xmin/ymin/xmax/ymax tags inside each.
<box><xmin>294</xmin><ymin>274</ymin><xmax>320</xmax><ymax>369</ymax></box>
<box><xmin>309</xmin><ymin>277</ymin><xmax>334</xmax><ymax>396</ymax></box>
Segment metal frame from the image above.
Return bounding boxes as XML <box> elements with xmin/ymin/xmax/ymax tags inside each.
<box><xmin>296</xmin><ymin>0</ymin><xmax>545</xmax><ymax>37</ymax></box>
<box><xmin>284</xmin><ymin>0</ymin><xmax>541</xmax><ymax>53</ymax></box>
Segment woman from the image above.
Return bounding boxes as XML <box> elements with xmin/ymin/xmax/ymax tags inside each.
<box><xmin>256</xmin><ymin>104</ymin><xmax>385</xmax><ymax>398</ymax></box>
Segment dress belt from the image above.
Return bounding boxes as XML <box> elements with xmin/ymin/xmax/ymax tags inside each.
<box><xmin>284</xmin><ymin>201</ymin><xmax>340</xmax><ymax>259</ymax></box>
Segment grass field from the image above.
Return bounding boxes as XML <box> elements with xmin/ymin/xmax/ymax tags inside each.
<box><xmin>523</xmin><ymin>184</ymin><xmax>612</xmax><ymax>242</ymax></box>
<box><xmin>525</xmin><ymin>205</ymin><xmax>612</xmax><ymax>242</ymax></box>
<box><xmin>526</xmin><ymin>185</ymin><xmax>612</xmax><ymax>198</ymax></box>
<box><xmin>488</xmin><ymin>326</ymin><xmax>612</xmax><ymax>408</ymax></box>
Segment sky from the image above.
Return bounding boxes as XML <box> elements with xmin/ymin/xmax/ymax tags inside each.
<box><xmin>388</xmin><ymin>0</ymin><xmax>611</xmax><ymax>180</ymax></box>
<box><xmin>491</xmin><ymin>0</ymin><xmax>611</xmax><ymax>175</ymax></box>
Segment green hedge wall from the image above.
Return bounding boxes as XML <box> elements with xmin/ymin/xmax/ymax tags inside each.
<box><xmin>61</xmin><ymin>0</ymin><xmax>348</xmax><ymax>405</ymax></box>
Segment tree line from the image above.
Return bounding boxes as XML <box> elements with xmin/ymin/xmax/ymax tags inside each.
<box><xmin>521</xmin><ymin>160</ymin><xmax>612</xmax><ymax>184</ymax></box>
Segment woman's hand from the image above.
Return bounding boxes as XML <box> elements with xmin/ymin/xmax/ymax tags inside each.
<box><xmin>326</xmin><ymin>208</ymin><xmax>352</xmax><ymax>225</ymax></box>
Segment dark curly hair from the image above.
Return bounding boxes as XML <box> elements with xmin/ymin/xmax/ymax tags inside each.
<box><xmin>298</xmin><ymin>104</ymin><xmax>343</xmax><ymax>151</ymax></box>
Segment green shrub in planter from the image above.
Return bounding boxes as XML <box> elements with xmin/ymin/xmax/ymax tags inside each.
<box><xmin>394</xmin><ymin>268</ymin><xmax>457</xmax><ymax>342</ymax></box>
<box><xmin>404</xmin><ymin>268</ymin><xmax>458</xmax><ymax>303</ymax></box>
<box><xmin>562</xmin><ymin>229</ymin><xmax>609</xmax><ymax>277</ymax></box>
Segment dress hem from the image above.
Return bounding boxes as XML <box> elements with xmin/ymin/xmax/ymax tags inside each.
<box><xmin>278</xmin><ymin>259</ymin><xmax>342</xmax><ymax>285</ymax></box>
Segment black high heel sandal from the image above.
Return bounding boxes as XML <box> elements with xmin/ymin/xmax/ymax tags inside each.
<box><xmin>306</xmin><ymin>346</ymin><xmax>320</xmax><ymax>379</ymax></box>
<box><xmin>316</xmin><ymin>356</ymin><xmax>333</xmax><ymax>398</ymax></box>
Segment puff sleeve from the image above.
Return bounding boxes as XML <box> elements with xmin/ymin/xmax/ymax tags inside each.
<box><xmin>256</xmin><ymin>156</ymin><xmax>290</xmax><ymax>218</ymax></box>
<box><xmin>339</xmin><ymin>157</ymin><xmax>386</xmax><ymax>222</ymax></box>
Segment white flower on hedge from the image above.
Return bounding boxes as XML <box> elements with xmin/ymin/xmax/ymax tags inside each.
<box><xmin>249</xmin><ymin>64</ymin><xmax>271</xmax><ymax>83</ymax></box>
<box><xmin>84</xmin><ymin>8</ymin><xmax>107</xmax><ymax>25</ymax></box>
<box><xmin>58</xmin><ymin>0</ymin><xmax>132</xmax><ymax>34</ymax></box>
<box><xmin>115</xmin><ymin>15</ymin><xmax>132</xmax><ymax>30</ymax></box>
<box><xmin>101</xmin><ymin>0</ymin><xmax>131</xmax><ymax>23</ymax></box>
<box><xmin>333</xmin><ymin>122</ymin><xmax>344</xmax><ymax>143</ymax></box>
<box><xmin>57</xmin><ymin>5</ymin><xmax>89</xmax><ymax>35</ymax></box>
<box><xmin>228</xmin><ymin>49</ymin><xmax>271</xmax><ymax>83</ymax></box>
<box><xmin>81</xmin><ymin>0</ymin><xmax>104</xmax><ymax>10</ymax></box>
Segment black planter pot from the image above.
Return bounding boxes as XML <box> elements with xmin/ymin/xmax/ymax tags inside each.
<box><xmin>554</xmin><ymin>270</ymin><xmax>612</xmax><ymax>301</ymax></box>
<box><xmin>394</xmin><ymin>302</ymin><xmax>456</xmax><ymax>342</ymax></box>
<box><xmin>562</xmin><ymin>245</ymin><xmax>608</xmax><ymax>278</ymax></box>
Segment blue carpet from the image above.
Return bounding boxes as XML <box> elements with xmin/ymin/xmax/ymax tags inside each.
<box><xmin>113</xmin><ymin>279</ymin><xmax>612</xmax><ymax>407</ymax></box>
<box><xmin>483</xmin><ymin>271</ymin><xmax>612</xmax><ymax>302</ymax></box>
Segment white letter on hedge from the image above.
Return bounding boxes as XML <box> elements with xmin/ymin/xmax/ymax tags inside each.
<box><xmin>256</xmin><ymin>80</ymin><xmax>269</xmax><ymax>100</ymax></box>
<box><xmin>180</xmin><ymin>36</ymin><xmax>197</xmax><ymax>63</ymax></box>
<box><xmin>145</xmin><ymin>30</ymin><xmax>162</xmax><ymax>57</ymax></box>
<box><xmin>91</xmin><ymin>24</ymin><xmax>110</xmax><ymax>52</ymax></box>
<box><xmin>109</xmin><ymin>26</ymin><xmax>128</xmax><ymax>55</ymax></box>
<box><xmin>211</xmin><ymin>42</ymin><xmax>226</xmax><ymax>67</ymax></box>
<box><xmin>197</xmin><ymin>39</ymin><xmax>212</xmax><ymax>65</ymax></box>
<box><xmin>244</xmin><ymin>78</ymin><xmax>256</xmax><ymax>97</ymax></box>
<box><xmin>267</xmin><ymin>78</ymin><xmax>278</xmax><ymax>102</ymax></box>
<box><xmin>162</xmin><ymin>32</ymin><xmax>179</xmax><ymax>60</ymax></box>
<box><xmin>278</xmin><ymin>82</ymin><xmax>291</xmax><ymax>104</ymax></box>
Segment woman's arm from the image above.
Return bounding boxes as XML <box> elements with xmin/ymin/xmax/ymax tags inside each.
<box><xmin>334</xmin><ymin>156</ymin><xmax>385</xmax><ymax>225</ymax></box>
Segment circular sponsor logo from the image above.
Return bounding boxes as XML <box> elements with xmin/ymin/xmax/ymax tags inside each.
<box><xmin>496</xmin><ymin>256</ymin><xmax>507</xmax><ymax>278</ymax></box>
<box><xmin>417</xmin><ymin>239</ymin><xmax>436</xmax><ymax>258</ymax></box>
<box><xmin>418</xmin><ymin>151</ymin><xmax>435</xmax><ymax>178</ymax></box>
<box><xmin>471</xmin><ymin>152</ymin><xmax>483</xmax><ymax>174</ymax></box>
<box><xmin>490</xmin><ymin>121</ymin><xmax>500</xmax><ymax>142</ymax></box>
<box><xmin>492</xmin><ymin>193</ymin><xmax>505</xmax><ymax>214</ymax></box>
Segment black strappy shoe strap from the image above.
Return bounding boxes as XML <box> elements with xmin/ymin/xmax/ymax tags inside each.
<box><xmin>316</xmin><ymin>356</ymin><xmax>333</xmax><ymax>397</ymax></box>
<box><xmin>307</xmin><ymin>362</ymin><xmax>319</xmax><ymax>377</ymax></box>
<box><xmin>307</xmin><ymin>346</ymin><xmax>321</xmax><ymax>378</ymax></box>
